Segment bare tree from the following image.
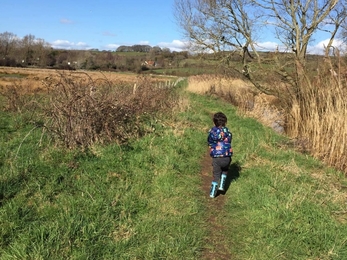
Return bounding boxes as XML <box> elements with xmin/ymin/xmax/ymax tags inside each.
<box><xmin>32</xmin><ymin>38</ymin><xmax>51</xmax><ymax>66</ymax></box>
<box><xmin>174</xmin><ymin>0</ymin><xmax>347</xmax><ymax>94</ymax></box>
<box><xmin>174</xmin><ymin>0</ymin><xmax>283</xmax><ymax>96</ymax></box>
<box><xmin>252</xmin><ymin>0</ymin><xmax>346</xmax><ymax>77</ymax></box>
<box><xmin>20</xmin><ymin>34</ymin><xmax>36</xmax><ymax>65</ymax></box>
<box><xmin>0</xmin><ymin>31</ymin><xmax>17</xmax><ymax>58</ymax></box>
<box><xmin>174</xmin><ymin>0</ymin><xmax>261</xmax><ymax>66</ymax></box>
<box><xmin>321</xmin><ymin>0</ymin><xmax>347</xmax><ymax>57</ymax></box>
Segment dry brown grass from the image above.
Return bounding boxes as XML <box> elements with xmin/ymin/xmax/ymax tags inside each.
<box><xmin>187</xmin><ymin>71</ymin><xmax>347</xmax><ymax>174</ymax></box>
<box><xmin>0</xmin><ymin>66</ymin><xmax>174</xmax><ymax>90</ymax></box>
<box><xmin>187</xmin><ymin>74</ymin><xmax>285</xmax><ymax>133</ymax></box>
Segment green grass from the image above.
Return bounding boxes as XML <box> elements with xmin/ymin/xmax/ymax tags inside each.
<box><xmin>1</xmin><ymin>87</ymin><xmax>347</xmax><ymax>259</ymax></box>
<box><xmin>0</xmin><ymin>106</ymin><xmax>207</xmax><ymax>259</ymax></box>
<box><xmin>0</xmin><ymin>73</ymin><xmax>27</xmax><ymax>78</ymax></box>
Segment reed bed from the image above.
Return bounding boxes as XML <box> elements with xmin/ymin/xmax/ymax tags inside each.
<box><xmin>287</xmin><ymin>72</ymin><xmax>347</xmax><ymax>172</ymax></box>
<box><xmin>187</xmin><ymin>72</ymin><xmax>347</xmax><ymax>174</ymax></box>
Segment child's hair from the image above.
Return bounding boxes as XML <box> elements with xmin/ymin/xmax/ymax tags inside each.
<box><xmin>213</xmin><ymin>112</ymin><xmax>227</xmax><ymax>127</ymax></box>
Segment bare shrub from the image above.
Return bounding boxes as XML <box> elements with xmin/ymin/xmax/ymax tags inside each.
<box><xmin>41</xmin><ymin>73</ymin><xmax>178</xmax><ymax>148</ymax></box>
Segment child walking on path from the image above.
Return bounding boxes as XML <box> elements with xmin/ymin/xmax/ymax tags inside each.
<box><xmin>207</xmin><ymin>112</ymin><xmax>233</xmax><ymax>198</ymax></box>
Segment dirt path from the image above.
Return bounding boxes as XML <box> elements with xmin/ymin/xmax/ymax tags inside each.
<box><xmin>200</xmin><ymin>150</ymin><xmax>233</xmax><ymax>260</ymax></box>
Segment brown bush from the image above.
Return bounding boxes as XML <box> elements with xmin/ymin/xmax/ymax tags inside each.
<box><xmin>41</xmin><ymin>73</ymin><xmax>179</xmax><ymax>148</ymax></box>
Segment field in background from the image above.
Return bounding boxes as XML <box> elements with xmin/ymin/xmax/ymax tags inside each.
<box><xmin>0</xmin><ymin>67</ymin><xmax>176</xmax><ymax>90</ymax></box>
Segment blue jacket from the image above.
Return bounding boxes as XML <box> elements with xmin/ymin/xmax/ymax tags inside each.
<box><xmin>207</xmin><ymin>126</ymin><xmax>233</xmax><ymax>158</ymax></box>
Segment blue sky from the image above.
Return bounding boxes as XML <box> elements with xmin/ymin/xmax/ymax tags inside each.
<box><xmin>1</xmin><ymin>0</ymin><xmax>186</xmax><ymax>51</ymax></box>
<box><xmin>0</xmin><ymin>0</ymin><xmax>342</xmax><ymax>54</ymax></box>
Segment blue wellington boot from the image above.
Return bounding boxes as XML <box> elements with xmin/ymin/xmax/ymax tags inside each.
<box><xmin>218</xmin><ymin>173</ymin><xmax>227</xmax><ymax>191</ymax></box>
<box><xmin>209</xmin><ymin>181</ymin><xmax>218</xmax><ymax>198</ymax></box>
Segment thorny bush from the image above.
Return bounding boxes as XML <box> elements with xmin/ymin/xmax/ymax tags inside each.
<box><xmin>1</xmin><ymin>72</ymin><xmax>179</xmax><ymax>149</ymax></box>
<box><xmin>44</xmin><ymin>73</ymin><xmax>179</xmax><ymax>148</ymax></box>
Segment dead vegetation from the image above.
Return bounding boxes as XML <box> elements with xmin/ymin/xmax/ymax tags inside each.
<box><xmin>0</xmin><ymin>69</ymin><xmax>180</xmax><ymax>148</ymax></box>
<box><xmin>0</xmin><ymin>67</ymin><xmax>174</xmax><ymax>89</ymax></box>
<box><xmin>187</xmin><ymin>59</ymin><xmax>347</xmax><ymax>174</ymax></box>
<box><xmin>187</xmin><ymin>74</ymin><xmax>284</xmax><ymax>132</ymax></box>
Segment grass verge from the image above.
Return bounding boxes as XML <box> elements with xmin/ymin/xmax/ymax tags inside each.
<box><xmin>0</xmin><ymin>105</ymin><xmax>207</xmax><ymax>259</ymax></box>
<box><xmin>1</xmin><ymin>86</ymin><xmax>347</xmax><ymax>259</ymax></box>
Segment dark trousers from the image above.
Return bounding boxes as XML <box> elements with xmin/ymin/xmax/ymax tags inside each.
<box><xmin>212</xmin><ymin>157</ymin><xmax>231</xmax><ymax>182</ymax></box>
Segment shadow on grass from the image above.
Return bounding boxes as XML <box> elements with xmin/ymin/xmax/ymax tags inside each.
<box><xmin>217</xmin><ymin>161</ymin><xmax>241</xmax><ymax>196</ymax></box>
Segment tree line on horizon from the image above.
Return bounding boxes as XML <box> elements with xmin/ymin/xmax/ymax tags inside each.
<box><xmin>0</xmin><ymin>31</ymin><xmax>190</xmax><ymax>72</ymax></box>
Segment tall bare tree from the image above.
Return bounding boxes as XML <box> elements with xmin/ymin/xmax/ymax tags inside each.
<box><xmin>21</xmin><ymin>34</ymin><xmax>36</xmax><ymax>65</ymax></box>
<box><xmin>174</xmin><ymin>0</ymin><xmax>261</xmax><ymax>67</ymax></box>
<box><xmin>174</xmin><ymin>0</ymin><xmax>347</xmax><ymax>92</ymax></box>
<box><xmin>32</xmin><ymin>38</ymin><xmax>51</xmax><ymax>66</ymax></box>
<box><xmin>252</xmin><ymin>0</ymin><xmax>346</xmax><ymax>76</ymax></box>
<box><xmin>0</xmin><ymin>31</ymin><xmax>17</xmax><ymax>58</ymax></box>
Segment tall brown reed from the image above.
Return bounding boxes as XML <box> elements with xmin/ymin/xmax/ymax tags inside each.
<box><xmin>187</xmin><ymin>74</ymin><xmax>257</xmax><ymax>110</ymax></box>
<box><xmin>187</xmin><ymin>69</ymin><xmax>347</xmax><ymax>174</ymax></box>
<box><xmin>286</xmin><ymin>64</ymin><xmax>347</xmax><ymax>172</ymax></box>
<box><xmin>187</xmin><ymin>74</ymin><xmax>285</xmax><ymax>132</ymax></box>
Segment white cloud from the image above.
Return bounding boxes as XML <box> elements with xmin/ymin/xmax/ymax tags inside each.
<box><xmin>307</xmin><ymin>38</ymin><xmax>344</xmax><ymax>55</ymax></box>
<box><xmin>157</xmin><ymin>40</ymin><xmax>189</xmax><ymax>52</ymax></box>
<box><xmin>104</xmin><ymin>44</ymin><xmax>120</xmax><ymax>51</ymax></box>
<box><xmin>256</xmin><ymin>41</ymin><xmax>282</xmax><ymax>51</ymax></box>
<box><xmin>103</xmin><ymin>40</ymin><xmax>189</xmax><ymax>52</ymax></box>
<box><xmin>51</xmin><ymin>40</ymin><xmax>90</xmax><ymax>50</ymax></box>
<box><xmin>256</xmin><ymin>38</ymin><xmax>346</xmax><ymax>55</ymax></box>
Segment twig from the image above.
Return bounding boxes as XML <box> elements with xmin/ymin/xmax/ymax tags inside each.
<box><xmin>15</xmin><ymin>126</ymin><xmax>38</xmax><ymax>159</ymax></box>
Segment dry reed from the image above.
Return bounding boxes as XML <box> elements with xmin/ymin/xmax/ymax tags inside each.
<box><xmin>287</xmin><ymin>68</ymin><xmax>347</xmax><ymax>172</ymax></box>
<box><xmin>187</xmin><ymin>74</ymin><xmax>285</xmax><ymax>133</ymax></box>
<box><xmin>187</xmin><ymin>70</ymin><xmax>347</xmax><ymax>174</ymax></box>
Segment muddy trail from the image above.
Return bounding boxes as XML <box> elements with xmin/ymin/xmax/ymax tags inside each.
<box><xmin>200</xmin><ymin>150</ymin><xmax>230</xmax><ymax>260</ymax></box>
<box><xmin>200</xmin><ymin>150</ymin><xmax>240</xmax><ymax>260</ymax></box>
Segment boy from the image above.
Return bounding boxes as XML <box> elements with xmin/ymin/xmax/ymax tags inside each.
<box><xmin>207</xmin><ymin>112</ymin><xmax>233</xmax><ymax>198</ymax></box>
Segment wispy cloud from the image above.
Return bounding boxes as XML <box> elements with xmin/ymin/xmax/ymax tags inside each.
<box><xmin>256</xmin><ymin>41</ymin><xmax>282</xmax><ymax>51</ymax></box>
<box><xmin>103</xmin><ymin>40</ymin><xmax>188</xmax><ymax>52</ymax></box>
<box><xmin>256</xmin><ymin>38</ymin><xmax>345</xmax><ymax>54</ymax></box>
<box><xmin>60</xmin><ymin>18</ymin><xmax>74</xmax><ymax>24</ymax></box>
<box><xmin>51</xmin><ymin>40</ymin><xmax>89</xmax><ymax>50</ymax></box>
<box><xmin>139</xmin><ymin>41</ymin><xmax>150</xmax><ymax>45</ymax></box>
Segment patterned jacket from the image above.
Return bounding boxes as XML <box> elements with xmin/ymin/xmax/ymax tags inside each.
<box><xmin>207</xmin><ymin>126</ymin><xmax>233</xmax><ymax>158</ymax></box>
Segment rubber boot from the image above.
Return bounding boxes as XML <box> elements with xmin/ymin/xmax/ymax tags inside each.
<box><xmin>209</xmin><ymin>181</ymin><xmax>218</xmax><ymax>198</ymax></box>
<box><xmin>218</xmin><ymin>173</ymin><xmax>227</xmax><ymax>191</ymax></box>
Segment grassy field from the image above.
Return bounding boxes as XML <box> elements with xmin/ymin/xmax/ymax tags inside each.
<box><xmin>1</xmin><ymin>76</ymin><xmax>347</xmax><ymax>259</ymax></box>
<box><xmin>0</xmin><ymin>66</ymin><xmax>175</xmax><ymax>90</ymax></box>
